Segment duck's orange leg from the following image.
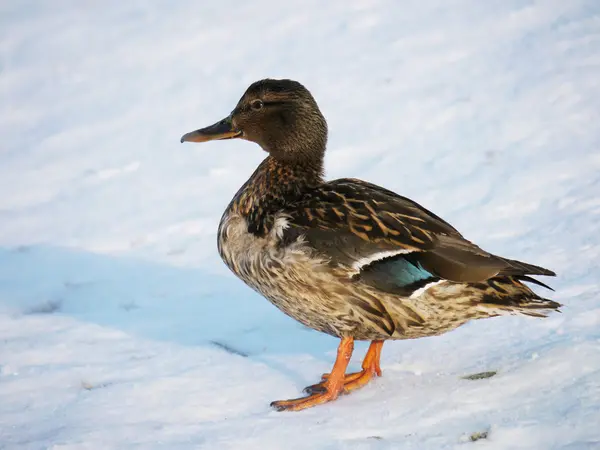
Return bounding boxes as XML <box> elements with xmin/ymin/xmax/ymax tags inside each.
<box><xmin>303</xmin><ymin>340</ymin><xmax>384</xmax><ymax>395</ymax></box>
<box><xmin>270</xmin><ymin>337</ymin><xmax>354</xmax><ymax>412</ymax></box>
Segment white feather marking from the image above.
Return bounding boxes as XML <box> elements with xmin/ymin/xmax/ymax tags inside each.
<box><xmin>272</xmin><ymin>216</ymin><xmax>290</xmax><ymax>239</ymax></box>
<box><xmin>409</xmin><ymin>280</ymin><xmax>444</xmax><ymax>298</ymax></box>
<box><xmin>351</xmin><ymin>249</ymin><xmax>414</xmax><ymax>273</ymax></box>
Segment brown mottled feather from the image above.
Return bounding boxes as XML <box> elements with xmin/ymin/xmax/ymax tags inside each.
<box><xmin>283</xmin><ymin>178</ymin><xmax>555</xmax><ymax>284</ymax></box>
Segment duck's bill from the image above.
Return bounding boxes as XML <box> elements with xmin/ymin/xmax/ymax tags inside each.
<box><xmin>180</xmin><ymin>117</ymin><xmax>242</xmax><ymax>143</ymax></box>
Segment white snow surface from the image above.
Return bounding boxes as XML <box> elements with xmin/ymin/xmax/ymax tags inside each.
<box><xmin>1</xmin><ymin>1</ymin><xmax>600</xmax><ymax>449</ymax></box>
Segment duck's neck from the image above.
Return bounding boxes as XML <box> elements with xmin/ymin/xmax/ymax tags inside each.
<box><xmin>231</xmin><ymin>155</ymin><xmax>324</xmax><ymax>236</ymax></box>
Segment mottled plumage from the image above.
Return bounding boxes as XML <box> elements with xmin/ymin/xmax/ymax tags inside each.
<box><xmin>181</xmin><ymin>79</ymin><xmax>559</xmax><ymax>411</ymax></box>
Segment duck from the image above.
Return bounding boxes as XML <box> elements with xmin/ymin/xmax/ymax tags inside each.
<box><xmin>180</xmin><ymin>79</ymin><xmax>559</xmax><ymax>412</ymax></box>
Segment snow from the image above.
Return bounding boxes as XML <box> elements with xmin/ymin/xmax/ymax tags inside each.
<box><xmin>1</xmin><ymin>0</ymin><xmax>599</xmax><ymax>448</ymax></box>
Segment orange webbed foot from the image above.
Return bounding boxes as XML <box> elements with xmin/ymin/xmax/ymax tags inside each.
<box><xmin>271</xmin><ymin>340</ymin><xmax>385</xmax><ymax>412</ymax></box>
<box><xmin>270</xmin><ymin>390</ymin><xmax>341</xmax><ymax>412</ymax></box>
<box><xmin>271</xmin><ymin>337</ymin><xmax>354</xmax><ymax>412</ymax></box>
<box><xmin>303</xmin><ymin>367</ymin><xmax>381</xmax><ymax>395</ymax></box>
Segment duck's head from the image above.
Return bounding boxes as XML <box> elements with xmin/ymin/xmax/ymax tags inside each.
<box><xmin>181</xmin><ymin>79</ymin><xmax>328</xmax><ymax>163</ymax></box>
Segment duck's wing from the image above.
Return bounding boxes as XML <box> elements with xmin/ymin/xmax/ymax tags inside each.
<box><xmin>282</xmin><ymin>178</ymin><xmax>555</xmax><ymax>296</ymax></box>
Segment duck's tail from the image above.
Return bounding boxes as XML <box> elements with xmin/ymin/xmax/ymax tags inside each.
<box><xmin>473</xmin><ymin>275</ymin><xmax>561</xmax><ymax>318</ymax></box>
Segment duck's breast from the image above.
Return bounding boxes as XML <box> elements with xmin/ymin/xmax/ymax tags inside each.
<box><xmin>217</xmin><ymin>210</ymin><xmax>356</xmax><ymax>335</ymax></box>
<box><xmin>218</xmin><ymin>211</ymin><xmax>290</xmax><ymax>281</ymax></box>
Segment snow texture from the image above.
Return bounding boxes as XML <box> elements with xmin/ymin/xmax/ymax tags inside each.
<box><xmin>1</xmin><ymin>1</ymin><xmax>600</xmax><ymax>449</ymax></box>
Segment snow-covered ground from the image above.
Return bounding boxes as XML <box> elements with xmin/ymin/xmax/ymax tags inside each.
<box><xmin>1</xmin><ymin>1</ymin><xmax>600</xmax><ymax>448</ymax></box>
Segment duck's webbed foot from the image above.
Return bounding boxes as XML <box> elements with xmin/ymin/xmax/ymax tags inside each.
<box><xmin>270</xmin><ymin>337</ymin><xmax>354</xmax><ymax>412</ymax></box>
<box><xmin>303</xmin><ymin>340</ymin><xmax>384</xmax><ymax>395</ymax></box>
<box><xmin>302</xmin><ymin>369</ymin><xmax>377</xmax><ymax>395</ymax></box>
<box><xmin>270</xmin><ymin>390</ymin><xmax>341</xmax><ymax>412</ymax></box>
<box><xmin>271</xmin><ymin>339</ymin><xmax>385</xmax><ymax>411</ymax></box>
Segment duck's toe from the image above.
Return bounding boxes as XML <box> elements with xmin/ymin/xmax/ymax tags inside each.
<box><xmin>303</xmin><ymin>368</ymin><xmax>380</xmax><ymax>395</ymax></box>
<box><xmin>303</xmin><ymin>371</ymin><xmax>369</xmax><ymax>394</ymax></box>
<box><xmin>270</xmin><ymin>390</ymin><xmax>341</xmax><ymax>412</ymax></box>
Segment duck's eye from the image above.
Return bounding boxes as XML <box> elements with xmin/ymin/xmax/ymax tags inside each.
<box><xmin>250</xmin><ymin>100</ymin><xmax>264</xmax><ymax>111</ymax></box>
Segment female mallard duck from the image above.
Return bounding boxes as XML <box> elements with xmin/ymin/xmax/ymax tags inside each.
<box><xmin>181</xmin><ymin>79</ymin><xmax>558</xmax><ymax>412</ymax></box>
